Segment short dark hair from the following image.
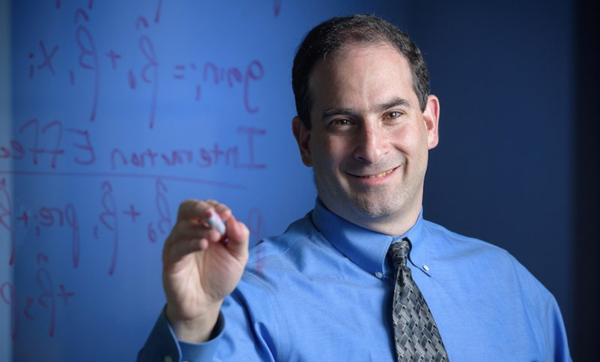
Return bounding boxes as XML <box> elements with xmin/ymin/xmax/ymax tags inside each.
<box><xmin>292</xmin><ymin>14</ymin><xmax>430</xmax><ymax>129</ymax></box>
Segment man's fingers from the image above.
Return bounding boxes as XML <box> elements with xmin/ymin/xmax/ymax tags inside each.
<box><xmin>224</xmin><ymin>216</ymin><xmax>250</xmax><ymax>259</ymax></box>
<box><xmin>165</xmin><ymin>199</ymin><xmax>247</xmax><ymax>271</ymax></box>
<box><xmin>205</xmin><ymin>200</ymin><xmax>233</xmax><ymax>220</ymax></box>
<box><xmin>177</xmin><ymin>199</ymin><xmax>232</xmax><ymax>227</ymax></box>
<box><xmin>176</xmin><ymin>220</ymin><xmax>220</xmax><ymax>238</ymax></box>
<box><xmin>164</xmin><ymin>221</ymin><xmax>221</xmax><ymax>263</ymax></box>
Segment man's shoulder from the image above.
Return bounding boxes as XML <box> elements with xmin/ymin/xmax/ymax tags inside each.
<box><xmin>250</xmin><ymin>211</ymin><xmax>318</xmax><ymax>251</ymax></box>
<box><xmin>245</xmin><ymin>211</ymin><xmax>331</xmax><ymax>270</ymax></box>
<box><xmin>422</xmin><ymin>218</ymin><xmax>552</xmax><ymax>297</ymax></box>
<box><xmin>421</xmin><ymin>218</ymin><xmax>508</xmax><ymax>255</ymax></box>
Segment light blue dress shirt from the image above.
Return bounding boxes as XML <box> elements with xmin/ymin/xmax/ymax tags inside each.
<box><xmin>137</xmin><ymin>199</ymin><xmax>571</xmax><ymax>361</ymax></box>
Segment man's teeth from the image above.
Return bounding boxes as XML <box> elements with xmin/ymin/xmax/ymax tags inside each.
<box><xmin>364</xmin><ymin>169</ymin><xmax>394</xmax><ymax>178</ymax></box>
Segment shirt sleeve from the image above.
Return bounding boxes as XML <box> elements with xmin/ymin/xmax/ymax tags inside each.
<box><xmin>544</xmin><ymin>295</ymin><xmax>572</xmax><ymax>361</ymax></box>
<box><xmin>135</xmin><ymin>308</ymin><xmax>225</xmax><ymax>362</ymax></box>
<box><xmin>135</xmin><ymin>278</ymin><xmax>280</xmax><ymax>362</ymax></box>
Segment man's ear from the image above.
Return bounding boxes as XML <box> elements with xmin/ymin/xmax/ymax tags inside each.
<box><xmin>423</xmin><ymin>95</ymin><xmax>440</xmax><ymax>150</ymax></box>
<box><xmin>292</xmin><ymin>116</ymin><xmax>313</xmax><ymax>166</ymax></box>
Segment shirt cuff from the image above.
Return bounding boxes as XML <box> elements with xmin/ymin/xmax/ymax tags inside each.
<box><xmin>137</xmin><ymin>308</ymin><xmax>225</xmax><ymax>362</ymax></box>
<box><xmin>136</xmin><ymin>310</ymin><xmax>182</xmax><ymax>362</ymax></box>
<box><xmin>177</xmin><ymin>311</ymin><xmax>225</xmax><ymax>361</ymax></box>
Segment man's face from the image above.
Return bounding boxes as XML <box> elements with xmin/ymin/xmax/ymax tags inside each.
<box><xmin>293</xmin><ymin>42</ymin><xmax>440</xmax><ymax>233</ymax></box>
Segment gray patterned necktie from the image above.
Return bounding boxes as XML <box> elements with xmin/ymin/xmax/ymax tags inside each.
<box><xmin>389</xmin><ymin>238</ymin><xmax>449</xmax><ymax>362</ymax></box>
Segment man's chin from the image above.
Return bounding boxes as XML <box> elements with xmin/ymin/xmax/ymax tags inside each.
<box><xmin>346</xmin><ymin>196</ymin><xmax>397</xmax><ymax>220</ymax></box>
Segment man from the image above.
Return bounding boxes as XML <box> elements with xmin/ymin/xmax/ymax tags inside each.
<box><xmin>138</xmin><ymin>14</ymin><xmax>571</xmax><ymax>361</ymax></box>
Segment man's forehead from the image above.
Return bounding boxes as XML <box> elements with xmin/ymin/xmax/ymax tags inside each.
<box><xmin>321</xmin><ymin>41</ymin><xmax>406</xmax><ymax>67</ymax></box>
<box><xmin>307</xmin><ymin>42</ymin><xmax>415</xmax><ymax>102</ymax></box>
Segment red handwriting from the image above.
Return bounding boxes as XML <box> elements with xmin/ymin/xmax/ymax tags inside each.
<box><xmin>75</xmin><ymin>25</ymin><xmax>100</xmax><ymax>121</ymax></box>
<box><xmin>0</xmin><ymin>267</ymin><xmax>75</xmax><ymax>340</ymax></box>
<box><xmin>1</xmin><ymin>176</ymin><xmax>183</xmax><ymax>275</ymax></box>
<box><xmin>68</xmin><ymin>128</ymin><xmax>96</xmax><ymax>165</ymax></box>
<box><xmin>155</xmin><ymin>179</ymin><xmax>172</xmax><ymax>236</ymax></box>
<box><xmin>274</xmin><ymin>0</ymin><xmax>283</xmax><ymax>16</ymax></box>
<box><xmin>25</xmin><ymin>11</ymin><xmax>265</xmax><ymax>129</ymax></box>
<box><xmin>20</xmin><ymin>119</ymin><xmax>66</xmax><ymax>168</ymax></box>
<box><xmin>74</xmin><ymin>8</ymin><xmax>89</xmax><ymax>23</ymax></box>
<box><xmin>106</xmin><ymin>50</ymin><xmax>122</xmax><ymax>70</ymax></box>
<box><xmin>238</xmin><ymin>127</ymin><xmax>267</xmax><ymax>169</ymax></box>
<box><xmin>0</xmin><ymin>281</ymin><xmax>18</xmax><ymax>341</ymax></box>
<box><xmin>15</xmin><ymin>202</ymin><xmax>81</xmax><ymax>269</ymax></box>
<box><xmin>36</xmin><ymin>267</ymin><xmax>57</xmax><ymax>337</ymax></box>
<box><xmin>135</xmin><ymin>16</ymin><xmax>149</xmax><ymax>30</ymax></box>
<box><xmin>38</xmin><ymin>41</ymin><xmax>59</xmax><ymax>76</ymax></box>
<box><xmin>139</xmin><ymin>35</ymin><xmax>158</xmax><ymax>128</ymax></box>
<box><xmin>6</xmin><ymin>0</ymin><xmax>284</xmax><ymax>349</ymax></box>
<box><xmin>99</xmin><ymin>181</ymin><xmax>118</xmax><ymax>275</ymax></box>
<box><xmin>129</xmin><ymin>4</ymin><xmax>160</xmax><ymax>128</ymax></box>
<box><xmin>154</xmin><ymin>0</ymin><xmax>163</xmax><ymax>23</ymax></box>
<box><xmin>247</xmin><ymin>207</ymin><xmax>265</xmax><ymax>245</ymax></box>
<box><xmin>24</xmin><ymin>297</ymin><xmax>35</xmax><ymax>320</ymax></box>
<box><xmin>36</xmin><ymin>267</ymin><xmax>75</xmax><ymax>338</ymax></box>
<box><xmin>0</xmin><ymin>179</ymin><xmax>14</xmax><ymax>265</ymax></box>
<box><xmin>28</xmin><ymin>41</ymin><xmax>59</xmax><ymax>79</ymax></box>
<box><xmin>1</xmin><ymin>121</ymin><xmax>266</xmax><ymax>172</ymax></box>
<box><xmin>109</xmin><ymin>126</ymin><xmax>266</xmax><ymax>171</ymax></box>
<box><xmin>72</xmin><ymin>4</ymin><xmax>100</xmax><ymax>122</ymax></box>
<box><xmin>248</xmin><ymin>207</ymin><xmax>266</xmax><ymax>276</ymax></box>
<box><xmin>203</xmin><ymin>60</ymin><xmax>264</xmax><ymax>113</ymax></box>
<box><xmin>173</xmin><ymin>59</ymin><xmax>264</xmax><ymax>113</ymax></box>
<box><xmin>123</xmin><ymin>204</ymin><xmax>141</xmax><ymax>222</ymax></box>
<box><xmin>147</xmin><ymin>179</ymin><xmax>172</xmax><ymax>243</ymax></box>
<box><xmin>1</xmin><ymin>119</ymin><xmax>95</xmax><ymax>169</ymax></box>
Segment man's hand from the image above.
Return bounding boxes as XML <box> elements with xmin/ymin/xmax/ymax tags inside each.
<box><xmin>162</xmin><ymin>199</ymin><xmax>250</xmax><ymax>343</ymax></box>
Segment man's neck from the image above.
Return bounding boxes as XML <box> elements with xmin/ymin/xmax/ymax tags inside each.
<box><xmin>320</xmin><ymin>199</ymin><xmax>422</xmax><ymax>236</ymax></box>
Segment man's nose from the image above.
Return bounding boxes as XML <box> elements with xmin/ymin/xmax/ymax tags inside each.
<box><xmin>354</xmin><ymin>122</ymin><xmax>387</xmax><ymax>164</ymax></box>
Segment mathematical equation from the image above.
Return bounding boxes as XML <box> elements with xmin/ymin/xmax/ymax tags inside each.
<box><xmin>0</xmin><ymin>177</ymin><xmax>173</xmax><ymax>272</ymax></box>
<box><xmin>2</xmin><ymin>0</ymin><xmax>287</xmax><ymax>348</ymax></box>
<box><xmin>1</xmin><ymin>259</ymin><xmax>75</xmax><ymax>341</ymax></box>
<box><xmin>0</xmin><ymin>176</ymin><xmax>266</xmax><ymax>341</ymax></box>
<box><xmin>26</xmin><ymin>0</ymin><xmax>267</xmax><ymax>129</ymax></box>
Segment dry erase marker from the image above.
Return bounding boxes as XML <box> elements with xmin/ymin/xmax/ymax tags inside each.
<box><xmin>207</xmin><ymin>210</ymin><xmax>226</xmax><ymax>235</ymax></box>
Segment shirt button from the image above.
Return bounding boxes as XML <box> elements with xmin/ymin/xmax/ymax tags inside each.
<box><xmin>375</xmin><ymin>272</ymin><xmax>383</xmax><ymax>279</ymax></box>
<box><xmin>423</xmin><ymin>265</ymin><xmax>430</xmax><ymax>271</ymax></box>
<box><xmin>164</xmin><ymin>357</ymin><xmax>173</xmax><ymax>362</ymax></box>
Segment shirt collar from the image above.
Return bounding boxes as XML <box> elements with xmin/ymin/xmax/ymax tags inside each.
<box><xmin>398</xmin><ymin>210</ymin><xmax>431</xmax><ymax>276</ymax></box>
<box><xmin>311</xmin><ymin>198</ymin><xmax>429</xmax><ymax>276</ymax></box>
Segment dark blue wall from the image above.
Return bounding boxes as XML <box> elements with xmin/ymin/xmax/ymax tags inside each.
<box><xmin>401</xmin><ymin>0</ymin><xmax>574</xmax><ymax>341</ymax></box>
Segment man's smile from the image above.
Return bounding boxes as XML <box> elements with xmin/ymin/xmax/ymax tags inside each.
<box><xmin>348</xmin><ymin>165</ymin><xmax>401</xmax><ymax>179</ymax></box>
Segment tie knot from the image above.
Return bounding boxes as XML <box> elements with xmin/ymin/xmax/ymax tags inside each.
<box><xmin>389</xmin><ymin>238</ymin><xmax>411</xmax><ymax>268</ymax></box>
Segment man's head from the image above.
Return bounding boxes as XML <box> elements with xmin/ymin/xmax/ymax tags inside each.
<box><xmin>292</xmin><ymin>14</ymin><xmax>430</xmax><ymax>129</ymax></box>
<box><xmin>291</xmin><ymin>15</ymin><xmax>440</xmax><ymax>235</ymax></box>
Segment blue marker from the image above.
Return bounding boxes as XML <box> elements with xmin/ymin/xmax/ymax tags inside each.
<box><xmin>207</xmin><ymin>210</ymin><xmax>226</xmax><ymax>235</ymax></box>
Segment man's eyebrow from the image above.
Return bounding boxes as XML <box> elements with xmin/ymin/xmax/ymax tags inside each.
<box><xmin>321</xmin><ymin>108</ymin><xmax>355</xmax><ymax>119</ymax></box>
<box><xmin>321</xmin><ymin>98</ymin><xmax>412</xmax><ymax>120</ymax></box>
<box><xmin>376</xmin><ymin>98</ymin><xmax>411</xmax><ymax>112</ymax></box>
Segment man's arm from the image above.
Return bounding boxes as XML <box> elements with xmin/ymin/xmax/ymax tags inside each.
<box><xmin>138</xmin><ymin>199</ymin><xmax>250</xmax><ymax>361</ymax></box>
<box><xmin>162</xmin><ymin>199</ymin><xmax>249</xmax><ymax>343</ymax></box>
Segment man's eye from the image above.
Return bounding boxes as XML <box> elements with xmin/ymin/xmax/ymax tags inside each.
<box><xmin>333</xmin><ymin>119</ymin><xmax>351</xmax><ymax>126</ymax></box>
<box><xmin>386</xmin><ymin>111</ymin><xmax>402</xmax><ymax>119</ymax></box>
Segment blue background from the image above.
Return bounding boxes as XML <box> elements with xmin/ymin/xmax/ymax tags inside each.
<box><xmin>0</xmin><ymin>0</ymin><xmax>581</xmax><ymax>360</ymax></box>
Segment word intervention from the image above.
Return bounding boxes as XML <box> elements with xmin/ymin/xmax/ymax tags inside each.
<box><xmin>110</xmin><ymin>126</ymin><xmax>266</xmax><ymax>170</ymax></box>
